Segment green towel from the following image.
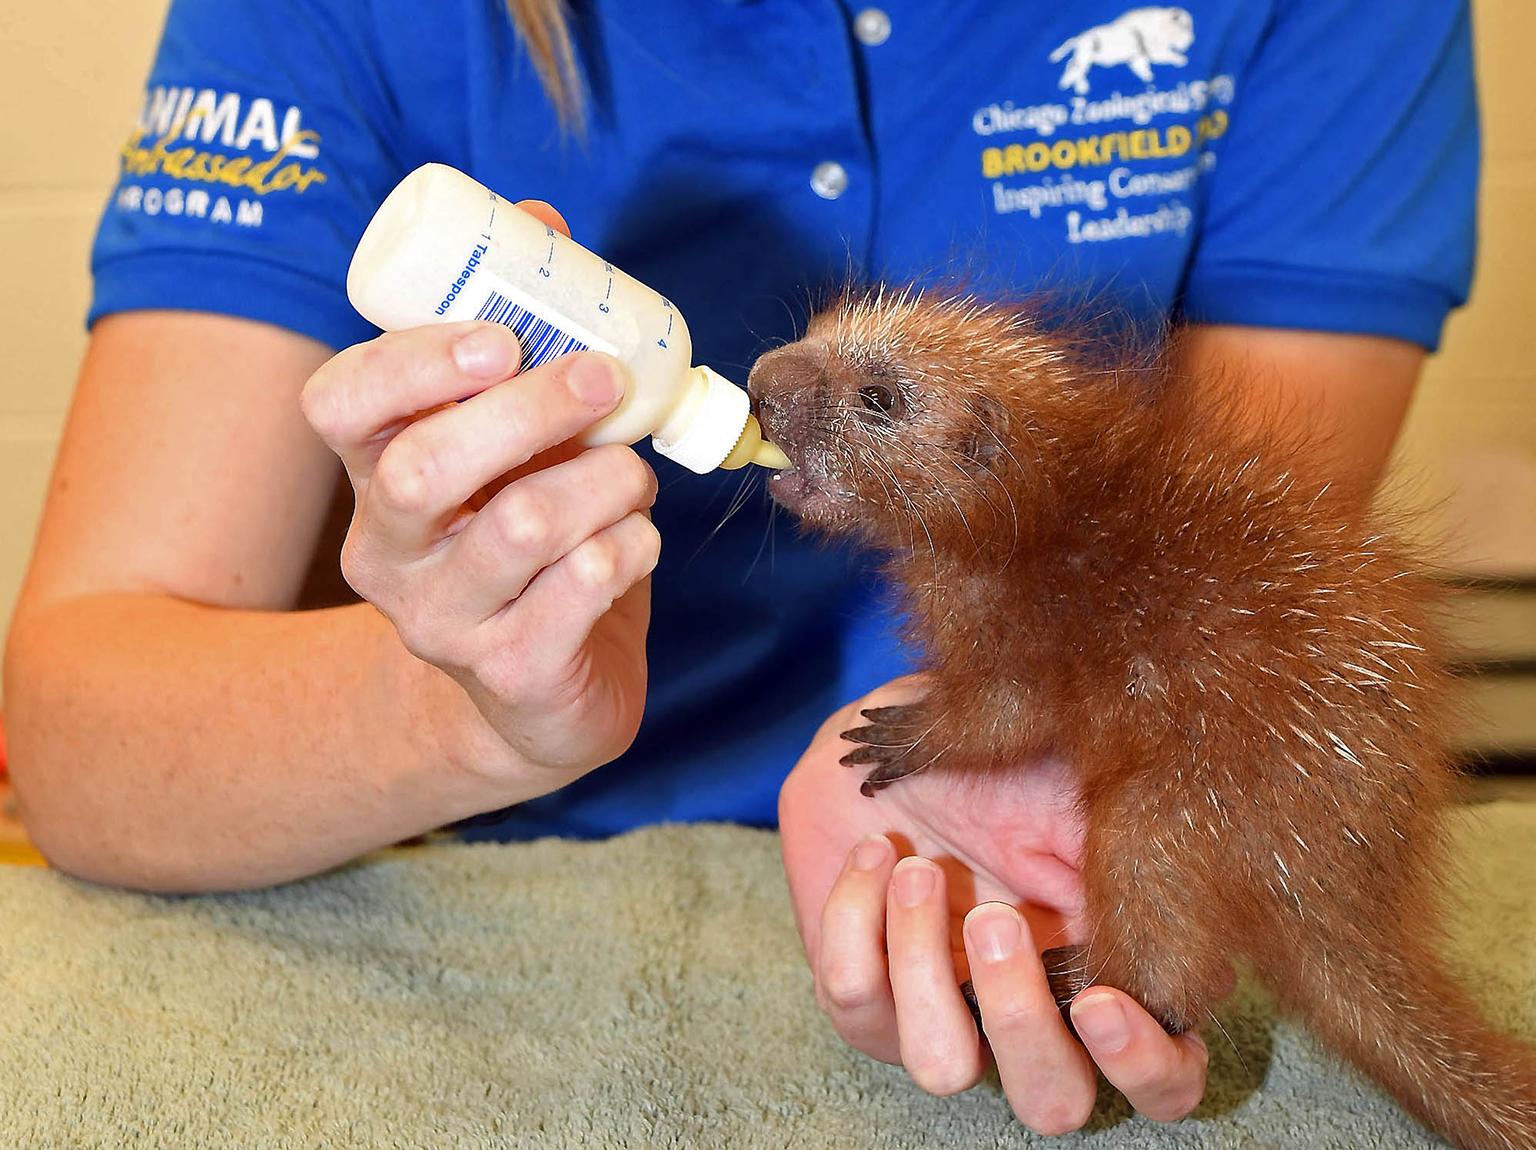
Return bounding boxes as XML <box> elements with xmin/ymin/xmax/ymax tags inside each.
<box><xmin>2</xmin><ymin>801</ymin><xmax>1533</xmax><ymax>1148</ymax></box>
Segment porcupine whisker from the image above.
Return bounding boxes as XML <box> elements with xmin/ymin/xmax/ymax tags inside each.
<box><xmin>879</xmin><ymin>427</ymin><xmax>991</xmax><ymax>507</ymax></box>
<box><xmin>937</xmin><ymin>443</ymin><xmax>1021</xmax><ymax>555</ymax></box>
<box><xmin>877</xmin><ymin>432</ymin><xmax>981</xmax><ymax>552</ymax></box>
<box><xmin>845</xmin><ymin>442</ymin><xmax>914</xmax><ymax>552</ymax></box>
<box><xmin>850</xmin><ymin>431</ymin><xmax>938</xmax><ymax>563</ymax></box>
<box><xmin>686</xmin><ymin>466</ymin><xmax>761</xmax><ymax>567</ymax></box>
<box><xmin>860</xmin><ymin>415</ymin><xmax>986</xmax><ymax>512</ymax></box>
<box><xmin>903</xmin><ymin>424</ymin><xmax>1022</xmax><ymax>519</ymax></box>
<box><xmin>743</xmin><ymin>488</ymin><xmax>779</xmax><ymax>584</ymax></box>
<box><xmin>863</xmin><ymin>445</ymin><xmax>937</xmax><ymax>567</ymax></box>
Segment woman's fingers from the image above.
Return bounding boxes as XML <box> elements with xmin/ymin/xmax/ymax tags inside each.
<box><xmin>358</xmin><ymin>351</ymin><xmax>626</xmax><ymax>554</ymax></box>
<box><xmin>963</xmin><ymin>906</ymin><xmax>1210</xmax><ymax>1130</ymax></box>
<box><xmin>303</xmin><ymin>318</ymin><xmax>626</xmax><ymax>492</ymax></box>
<box><xmin>815</xmin><ymin>835</ymin><xmax>902</xmax><ymax>1063</ymax></box>
<box><xmin>502</xmin><ymin>510</ymin><xmax>662</xmax><ymax>676</ymax></box>
<box><xmin>304</xmin><ymin>317</ymin><xmax>661</xmax><ymax>707</ymax></box>
<box><xmin>514</xmin><ymin>198</ymin><xmax>570</xmax><ymax>235</ymax></box>
<box><xmin>887</xmin><ymin>858</ymin><xmax>983</xmax><ymax>1095</ymax></box>
<box><xmin>962</xmin><ymin>903</ymin><xmax>1098</xmax><ymax>1134</ymax></box>
<box><xmin>303</xmin><ymin>323</ymin><xmax>522</xmax><ymax>478</ymax></box>
<box><xmin>813</xmin><ymin>847</ymin><xmax>1208</xmax><ymax>1133</ymax></box>
<box><xmin>443</xmin><ymin>443</ymin><xmax>657</xmax><ymax>620</ymax></box>
<box><xmin>1070</xmin><ymin>988</ymin><xmax>1210</xmax><ymax>1122</ymax></box>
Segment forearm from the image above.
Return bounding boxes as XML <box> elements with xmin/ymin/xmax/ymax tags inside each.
<box><xmin>1176</xmin><ymin>324</ymin><xmax>1425</xmax><ymax>500</ymax></box>
<box><xmin>4</xmin><ymin>595</ymin><xmax>518</xmax><ymax>892</ymax></box>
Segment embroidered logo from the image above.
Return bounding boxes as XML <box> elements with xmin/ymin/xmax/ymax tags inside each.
<box><xmin>968</xmin><ymin>8</ymin><xmax>1231</xmax><ymax>241</ymax></box>
<box><xmin>1049</xmin><ymin>7</ymin><xmax>1195</xmax><ymax>96</ymax></box>
<box><xmin>111</xmin><ymin>86</ymin><xmax>329</xmax><ymax>230</ymax></box>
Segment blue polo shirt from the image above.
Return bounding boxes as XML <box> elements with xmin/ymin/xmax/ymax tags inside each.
<box><xmin>90</xmin><ymin>0</ymin><xmax>1478</xmax><ymax>840</ymax></box>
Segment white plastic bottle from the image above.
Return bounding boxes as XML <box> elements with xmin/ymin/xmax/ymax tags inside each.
<box><xmin>346</xmin><ymin>163</ymin><xmax>788</xmax><ymax>474</ymax></box>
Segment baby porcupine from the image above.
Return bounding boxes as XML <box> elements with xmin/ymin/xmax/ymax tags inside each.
<box><xmin>749</xmin><ymin>287</ymin><xmax>1536</xmax><ymax>1150</ymax></box>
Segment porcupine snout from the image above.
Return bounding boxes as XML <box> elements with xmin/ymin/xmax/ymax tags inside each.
<box><xmin>747</xmin><ymin>342</ymin><xmax>832</xmax><ymax>460</ymax></box>
<box><xmin>747</xmin><ymin>340</ymin><xmax>862</xmax><ymax>524</ymax></box>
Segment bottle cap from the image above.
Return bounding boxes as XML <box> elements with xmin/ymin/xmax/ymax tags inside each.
<box><xmin>652</xmin><ymin>366</ymin><xmax>752</xmax><ymax>474</ymax></box>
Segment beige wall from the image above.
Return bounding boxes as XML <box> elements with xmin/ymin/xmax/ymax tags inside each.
<box><xmin>1</xmin><ymin>2</ymin><xmax>171</xmax><ymax>667</ymax></box>
<box><xmin>1391</xmin><ymin>4</ymin><xmax>1536</xmax><ymax>575</ymax></box>
<box><xmin>1</xmin><ymin>2</ymin><xmax>1534</xmax><ymax>669</ymax></box>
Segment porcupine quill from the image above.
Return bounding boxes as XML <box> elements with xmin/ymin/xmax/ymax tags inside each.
<box><xmin>749</xmin><ymin>287</ymin><xmax>1536</xmax><ymax>1150</ymax></box>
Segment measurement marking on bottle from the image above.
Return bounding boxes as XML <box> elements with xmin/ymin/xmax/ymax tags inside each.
<box><xmin>463</xmin><ymin>271</ymin><xmax>617</xmax><ymax>359</ymax></box>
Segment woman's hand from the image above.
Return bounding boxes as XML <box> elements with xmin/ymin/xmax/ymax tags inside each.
<box><xmin>300</xmin><ymin>206</ymin><xmax>659</xmax><ymax>793</ymax></box>
<box><xmin>779</xmin><ymin>677</ymin><xmax>1214</xmax><ymax>1133</ymax></box>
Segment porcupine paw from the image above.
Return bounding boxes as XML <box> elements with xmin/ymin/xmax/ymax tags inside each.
<box><xmin>1044</xmin><ymin>944</ymin><xmax>1193</xmax><ymax>1036</ymax></box>
<box><xmin>1042</xmin><ymin>944</ymin><xmax>1092</xmax><ymax>1014</ymax></box>
<box><xmin>959</xmin><ymin>945</ymin><xmax>1088</xmax><ymax>1034</ymax></box>
<box><xmin>839</xmin><ymin>704</ymin><xmax>933</xmax><ymax>796</ymax></box>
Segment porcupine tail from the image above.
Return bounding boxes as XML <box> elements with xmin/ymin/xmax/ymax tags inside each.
<box><xmin>1249</xmin><ymin>924</ymin><xmax>1536</xmax><ymax>1149</ymax></box>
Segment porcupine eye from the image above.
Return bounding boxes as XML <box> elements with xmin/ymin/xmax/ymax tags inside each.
<box><xmin>858</xmin><ymin>383</ymin><xmax>898</xmax><ymax>417</ymax></box>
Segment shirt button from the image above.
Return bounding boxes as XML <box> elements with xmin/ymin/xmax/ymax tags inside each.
<box><xmin>853</xmin><ymin>7</ymin><xmax>892</xmax><ymax>46</ymax></box>
<box><xmin>810</xmin><ymin>161</ymin><xmax>849</xmax><ymax>200</ymax></box>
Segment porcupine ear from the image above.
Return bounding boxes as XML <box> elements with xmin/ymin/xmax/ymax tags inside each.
<box><xmin>958</xmin><ymin>390</ymin><xmax>1009</xmax><ymax>473</ymax></box>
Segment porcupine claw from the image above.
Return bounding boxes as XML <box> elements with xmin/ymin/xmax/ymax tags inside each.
<box><xmin>839</xmin><ymin>704</ymin><xmax>932</xmax><ymax>795</ymax></box>
<box><xmin>961</xmin><ymin>945</ymin><xmax>1090</xmax><ymax>1035</ymax></box>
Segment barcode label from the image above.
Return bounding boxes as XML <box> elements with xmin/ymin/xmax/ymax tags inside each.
<box><xmin>474</xmin><ymin>289</ymin><xmax>590</xmax><ymax>370</ymax></box>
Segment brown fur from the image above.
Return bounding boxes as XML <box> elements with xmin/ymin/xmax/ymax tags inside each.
<box><xmin>749</xmin><ymin>288</ymin><xmax>1536</xmax><ymax>1150</ymax></box>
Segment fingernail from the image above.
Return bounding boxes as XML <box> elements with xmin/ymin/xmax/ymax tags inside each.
<box><xmin>567</xmin><ymin>354</ymin><xmax>622</xmax><ymax>407</ymax></box>
<box><xmin>1072</xmin><ymin>992</ymin><xmax>1129</xmax><ymax>1054</ymax></box>
<box><xmin>892</xmin><ymin>859</ymin><xmax>935</xmax><ymax>907</ymax></box>
<box><xmin>849</xmin><ymin>835</ymin><xmax>891</xmax><ymax>871</ymax></box>
<box><xmin>453</xmin><ymin>325</ymin><xmax>518</xmax><ymax>376</ymax></box>
<box><xmin>965</xmin><ymin>904</ymin><xmax>1022</xmax><ymax>963</ymax></box>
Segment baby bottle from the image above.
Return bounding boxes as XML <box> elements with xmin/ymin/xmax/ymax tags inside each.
<box><xmin>346</xmin><ymin>163</ymin><xmax>788</xmax><ymax>474</ymax></box>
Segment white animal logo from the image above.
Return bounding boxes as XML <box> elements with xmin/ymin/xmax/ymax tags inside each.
<box><xmin>1049</xmin><ymin>7</ymin><xmax>1195</xmax><ymax>96</ymax></box>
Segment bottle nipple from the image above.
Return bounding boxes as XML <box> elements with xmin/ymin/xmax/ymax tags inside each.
<box><xmin>720</xmin><ymin>414</ymin><xmax>792</xmax><ymax>471</ymax></box>
<box><xmin>653</xmin><ymin>365</ymin><xmax>791</xmax><ymax>473</ymax></box>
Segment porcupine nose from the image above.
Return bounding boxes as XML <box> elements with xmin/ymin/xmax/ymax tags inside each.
<box><xmin>747</xmin><ymin>343</ymin><xmax>829</xmax><ymax>458</ymax></box>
